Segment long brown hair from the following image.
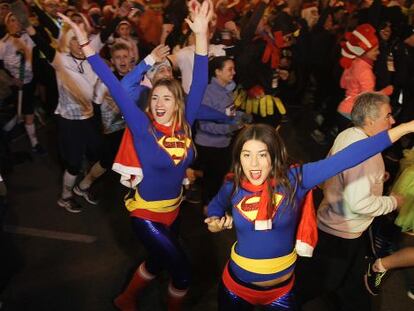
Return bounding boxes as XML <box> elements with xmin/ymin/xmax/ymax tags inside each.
<box><xmin>145</xmin><ymin>78</ymin><xmax>193</xmax><ymax>157</ymax></box>
<box><xmin>231</xmin><ymin>124</ymin><xmax>301</xmax><ymax>214</ymax></box>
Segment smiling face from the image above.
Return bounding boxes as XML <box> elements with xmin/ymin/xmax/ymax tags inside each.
<box><xmin>240</xmin><ymin>139</ymin><xmax>272</xmax><ymax>186</ymax></box>
<box><xmin>150</xmin><ymin>85</ymin><xmax>177</xmax><ymax>126</ymax></box>
<box><xmin>365</xmin><ymin>102</ymin><xmax>395</xmax><ymax>136</ymax></box>
<box><xmin>215</xmin><ymin>59</ymin><xmax>235</xmax><ymax>86</ymax></box>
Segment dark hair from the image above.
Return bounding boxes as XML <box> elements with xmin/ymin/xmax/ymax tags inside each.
<box><xmin>208</xmin><ymin>56</ymin><xmax>234</xmax><ymax>81</ymax></box>
<box><xmin>231</xmin><ymin>124</ymin><xmax>300</xmax><ymax>216</ymax></box>
<box><xmin>110</xmin><ymin>42</ymin><xmax>130</xmax><ymax>57</ymax></box>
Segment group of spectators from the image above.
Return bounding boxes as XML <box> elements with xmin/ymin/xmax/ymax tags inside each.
<box><xmin>0</xmin><ymin>0</ymin><xmax>414</xmax><ymax>310</ymax></box>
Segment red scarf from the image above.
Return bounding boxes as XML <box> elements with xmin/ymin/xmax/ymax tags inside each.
<box><xmin>225</xmin><ymin>173</ymin><xmax>318</xmax><ymax>255</ymax></box>
<box><xmin>147</xmin><ymin>112</ymin><xmax>182</xmax><ymax>135</ymax></box>
<box><xmin>227</xmin><ymin>173</ymin><xmax>276</xmax><ymax>230</ymax></box>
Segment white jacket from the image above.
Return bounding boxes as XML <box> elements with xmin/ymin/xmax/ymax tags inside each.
<box><xmin>317</xmin><ymin>127</ymin><xmax>397</xmax><ymax>239</ymax></box>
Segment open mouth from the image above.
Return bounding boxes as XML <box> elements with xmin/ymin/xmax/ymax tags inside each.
<box><xmin>155</xmin><ymin>109</ymin><xmax>166</xmax><ymax>117</ymax></box>
<box><xmin>250</xmin><ymin>170</ymin><xmax>262</xmax><ymax>180</ymax></box>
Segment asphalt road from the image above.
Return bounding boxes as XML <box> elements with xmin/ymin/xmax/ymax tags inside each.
<box><xmin>1</xmin><ymin>109</ymin><xmax>413</xmax><ymax>311</ymax></box>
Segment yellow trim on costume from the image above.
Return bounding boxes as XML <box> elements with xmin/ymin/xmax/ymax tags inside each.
<box><xmin>230</xmin><ymin>243</ymin><xmax>297</xmax><ymax>275</ymax></box>
<box><xmin>125</xmin><ymin>189</ymin><xmax>183</xmax><ymax>213</ymax></box>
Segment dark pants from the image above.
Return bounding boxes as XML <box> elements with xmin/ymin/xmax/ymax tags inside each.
<box><xmin>194</xmin><ymin>144</ymin><xmax>232</xmax><ymax>204</ymax></box>
<box><xmin>57</xmin><ymin>116</ymin><xmax>102</xmax><ymax>175</ymax></box>
<box><xmin>295</xmin><ymin>230</ymin><xmax>371</xmax><ymax>311</ymax></box>
<box><xmin>400</xmin><ymin>233</ymin><xmax>414</xmax><ymax>292</ymax></box>
<box><xmin>100</xmin><ymin>129</ymin><xmax>124</xmax><ymax>169</ymax></box>
<box><xmin>9</xmin><ymin>82</ymin><xmax>36</xmax><ymax>115</ymax></box>
<box><xmin>131</xmin><ymin>217</ymin><xmax>191</xmax><ymax>290</ymax></box>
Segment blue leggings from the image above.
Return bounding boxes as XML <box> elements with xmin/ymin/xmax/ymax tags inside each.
<box><xmin>217</xmin><ymin>270</ymin><xmax>298</xmax><ymax>311</ymax></box>
<box><xmin>131</xmin><ymin>217</ymin><xmax>190</xmax><ymax>290</ymax></box>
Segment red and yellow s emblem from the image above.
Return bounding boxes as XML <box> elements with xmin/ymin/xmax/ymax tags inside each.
<box><xmin>157</xmin><ymin>135</ymin><xmax>191</xmax><ymax>165</ymax></box>
<box><xmin>235</xmin><ymin>193</ymin><xmax>284</xmax><ymax>222</ymax></box>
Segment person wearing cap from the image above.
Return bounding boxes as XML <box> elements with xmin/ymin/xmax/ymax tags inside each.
<box><xmin>120</xmin><ymin>48</ymin><xmax>173</xmax><ymax>111</ymax></box>
<box><xmin>336</xmin><ymin>23</ymin><xmax>393</xmax><ymax>130</ymax></box>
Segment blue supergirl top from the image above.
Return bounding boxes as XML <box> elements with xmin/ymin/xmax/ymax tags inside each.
<box><xmin>208</xmin><ymin>130</ymin><xmax>392</xmax><ymax>283</ymax></box>
<box><xmin>87</xmin><ymin>53</ymin><xmax>208</xmax><ymax>201</ymax></box>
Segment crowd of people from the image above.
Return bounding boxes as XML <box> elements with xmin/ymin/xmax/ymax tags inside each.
<box><xmin>0</xmin><ymin>0</ymin><xmax>414</xmax><ymax>310</ymax></box>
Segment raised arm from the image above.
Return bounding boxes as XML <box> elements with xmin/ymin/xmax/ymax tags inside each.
<box><xmin>30</xmin><ymin>0</ymin><xmax>60</xmax><ymax>39</ymax></box>
<box><xmin>301</xmin><ymin>120</ymin><xmax>414</xmax><ymax>189</ymax></box>
<box><xmin>121</xmin><ymin>44</ymin><xmax>170</xmax><ymax>106</ymax></box>
<box><xmin>57</xmin><ymin>13</ymin><xmax>148</xmax><ymax>134</ymax></box>
<box><xmin>98</xmin><ymin>3</ymin><xmax>138</xmax><ymax>43</ymax></box>
<box><xmin>183</xmin><ymin>0</ymin><xmax>211</xmax><ymax>126</ymax></box>
<box><xmin>26</xmin><ymin>25</ymin><xmax>56</xmax><ymax>63</ymax></box>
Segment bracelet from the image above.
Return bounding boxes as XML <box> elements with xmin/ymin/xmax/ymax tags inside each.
<box><xmin>78</xmin><ymin>40</ymin><xmax>90</xmax><ymax>47</ymax></box>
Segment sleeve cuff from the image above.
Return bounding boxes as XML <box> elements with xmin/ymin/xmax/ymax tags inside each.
<box><xmin>390</xmin><ymin>195</ymin><xmax>398</xmax><ymax>210</ymax></box>
<box><xmin>144</xmin><ymin>54</ymin><xmax>156</xmax><ymax>66</ymax></box>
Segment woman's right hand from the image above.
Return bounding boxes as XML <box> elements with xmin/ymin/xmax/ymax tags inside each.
<box><xmin>205</xmin><ymin>214</ymin><xmax>233</xmax><ymax>232</ymax></box>
<box><xmin>57</xmin><ymin>13</ymin><xmax>88</xmax><ymax>45</ymax></box>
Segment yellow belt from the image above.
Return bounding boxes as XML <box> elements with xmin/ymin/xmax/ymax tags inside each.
<box><xmin>125</xmin><ymin>189</ymin><xmax>183</xmax><ymax>213</ymax></box>
<box><xmin>230</xmin><ymin>243</ymin><xmax>297</xmax><ymax>275</ymax></box>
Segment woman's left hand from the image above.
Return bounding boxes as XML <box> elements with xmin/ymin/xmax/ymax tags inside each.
<box><xmin>150</xmin><ymin>44</ymin><xmax>171</xmax><ymax>63</ymax></box>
